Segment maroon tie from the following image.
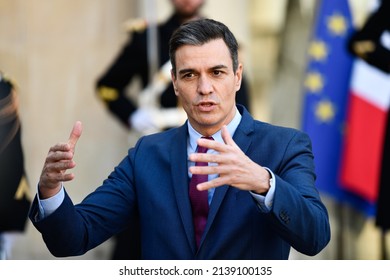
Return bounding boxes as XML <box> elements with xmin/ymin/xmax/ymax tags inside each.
<box><xmin>189</xmin><ymin>136</ymin><xmax>213</xmax><ymax>247</ymax></box>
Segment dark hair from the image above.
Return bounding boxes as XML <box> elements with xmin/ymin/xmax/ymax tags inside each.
<box><xmin>169</xmin><ymin>18</ymin><xmax>239</xmax><ymax>76</ymax></box>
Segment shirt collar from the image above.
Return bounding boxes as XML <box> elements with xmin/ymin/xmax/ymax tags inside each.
<box><xmin>188</xmin><ymin>107</ymin><xmax>242</xmax><ymax>153</ymax></box>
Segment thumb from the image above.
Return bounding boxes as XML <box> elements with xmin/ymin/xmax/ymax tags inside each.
<box><xmin>68</xmin><ymin>121</ymin><xmax>82</xmax><ymax>152</ymax></box>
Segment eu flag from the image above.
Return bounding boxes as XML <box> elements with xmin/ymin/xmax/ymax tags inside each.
<box><xmin>301</xmin><ymin>0</ymin><xmax>376</xmax><ymax>215</ymax></box>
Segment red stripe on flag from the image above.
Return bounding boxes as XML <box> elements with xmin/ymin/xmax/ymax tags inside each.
<box><xmin>340</xmin><ymin>93</ymin><xmax>388</xmax><ymax>202</ymax></box>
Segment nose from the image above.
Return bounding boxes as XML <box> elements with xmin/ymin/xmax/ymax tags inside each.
<box><xmin>197</xmin><ymin>75</ymin><xmax>213</xmax><ymax>95</ymax></box>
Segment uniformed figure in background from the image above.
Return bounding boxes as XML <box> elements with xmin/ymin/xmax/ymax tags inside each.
<box><xmin>95</xmin><ymin>0</ymin><xmax>251</xmax><ymax>259</ymax></box>
<box><xmin>0</xmin><ymin>72</ymin><xmax>31</xmax><ymax>259</ymax></box>
<box><xmin>347</xmin><ymin>0</ymin><xmax>390</xmax><ymax>234</ymax></box>
<box><xmin>348</xmin><ymin>0</ymin><xmax>390</xmax><ymax>73</ymax></box>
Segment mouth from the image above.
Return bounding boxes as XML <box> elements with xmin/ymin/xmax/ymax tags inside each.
<box><xmin>197</xmin><ymin>101</ymin><xmax>217</xmax><ymax>112</ymax></box>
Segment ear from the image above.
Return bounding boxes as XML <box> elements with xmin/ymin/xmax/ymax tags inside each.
<box><xmin>235</xmin><ymin>63</ymin><xmax>243</xmax><ymax>91</ymax></box>
<box><xmin>171</xmin><ymin>69</ymin><xmax>179</xmax><ymax>96</ymax></box>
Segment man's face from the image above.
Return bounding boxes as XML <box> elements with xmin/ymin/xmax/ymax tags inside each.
<box><xmin>172</xmin><ymin>39</ymin><xmax>242</xmax><ymax>136</ymax></box>
<box><xmin>171</xmin><ymin>0</ymin><xmax>204</xmax><ymax>18</ymax></box>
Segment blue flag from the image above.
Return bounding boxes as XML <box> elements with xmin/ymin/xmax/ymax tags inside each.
<box><xmin>301</xmin><ymin>0</ymin><xmax>376</xmax><ymax>215</ymax></box>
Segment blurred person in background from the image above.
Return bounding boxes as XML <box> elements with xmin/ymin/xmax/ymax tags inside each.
<box><xmin>347</xmin><ymin>0</ymin><xmax>390</xmax><ymax>259</ymax></box>
<box><xmin>348</xmin><ymin>0</ymin><xmax>390</xmax><ymax>237</ymax></box>
<box><xmin>348</xmin><ymin>0</ymin><xmax>390</xmax><ymax>73</ymax></box>
<box><xmin>0</xmin><ymin>72</ymin><xmax>31</xmax><ymax>259</ymax></box>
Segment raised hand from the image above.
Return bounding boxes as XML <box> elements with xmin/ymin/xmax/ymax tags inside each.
<box><xmin>189</xmin><ymin>125</ymin><xmax>270</xmax><ymax>194</ymax></box>
<box><xmin>38</xmin><ymin>121</ymin><xmax>82</xmax><ymax>199</ymax></box>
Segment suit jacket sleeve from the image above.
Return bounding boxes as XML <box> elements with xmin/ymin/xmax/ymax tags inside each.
<box><xmin>264</xmin><ymin>129</ymin><xmax>330</xmax><ymax>256</ymax></box>
<box><xmin>29</xmin><ymin>151</ymin><xmax>138</xmax><ymax>257</ymax></box>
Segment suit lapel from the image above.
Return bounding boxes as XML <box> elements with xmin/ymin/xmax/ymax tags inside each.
<box><xmin>169</xmin><ymin>123</ymin><xmax>197</xmax><ymax>253</ymax></box>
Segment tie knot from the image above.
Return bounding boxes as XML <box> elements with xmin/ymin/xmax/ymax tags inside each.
<box><xmin>197</xmin><ymin>136</ymin><xmax>213</xmax><ymax>154</ymax></box>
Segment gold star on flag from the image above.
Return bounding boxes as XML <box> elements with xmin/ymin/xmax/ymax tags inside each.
<box><xmin>327</xmin><ymin>13</ymin><xmax>347</xmax><ymax>36</ymax></box>
<box><xmin>304</xmin><ymin>72</ymin><xmax>324</xmax><ymax>93</ymax></box>
<box><xmin>315</xmin><ymin>100</ymin><xmax>335</xmax><ymax>122</ymax></box>
<box><xmin>308</xmin><ymin>40</ymin><xmax>328</xmax><ymax>61</ymax></box>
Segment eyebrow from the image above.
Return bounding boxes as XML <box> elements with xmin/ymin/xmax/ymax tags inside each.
<box><xmin>178</xmin><ymin>64</ymin><xmax>229</xmax><ymax>75</ymax></box>
<box><xmin>210</xmin><ymin>64</ymin><xmax>229</xmax><ymax>71</ymax></box>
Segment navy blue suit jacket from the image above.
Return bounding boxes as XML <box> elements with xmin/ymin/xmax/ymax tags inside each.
<box><xmin>29</xmin><ymin>105</ymin><xmax>330</xmax><ymax>259</ymax></box>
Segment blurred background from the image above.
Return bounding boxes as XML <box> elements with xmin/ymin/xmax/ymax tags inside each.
<box><xmin>1</xmin><ymin>0</ymin><xmax>389</xmax><ymax>259</ymax></box>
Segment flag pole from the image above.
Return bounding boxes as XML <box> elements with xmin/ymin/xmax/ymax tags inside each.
<box><xmin>336</xmin><ymin>201</ymin><xmax>345</xmax><ymax>259</ymax></box>
<box><xmin>144</xmin><ymin>0</ymin><xmax>159</xmax><ymax>84</ymax></box>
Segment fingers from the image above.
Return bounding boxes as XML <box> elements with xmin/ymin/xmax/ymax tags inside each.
<box><xmin>190</xmin><ymin>127</ymin><xmax>239</xmax><ymax>163</ymax></box>
<box><xmin>41</xmin><ymin>161</ymin><xmax>76</xmax><ymax>184</ymax></box>
<box><xmin>221</xmin><ymin>125</ymin><xmax>238</xmax><ymax>148</ymax></box>
<box><xmin>196</xmin><ymin>178</ymin><xmax>224</xmax><ymax>191</ymax></box>
<box><xmin>189</xmin><ymin>126</ymin><xmax>255</xmax><ymax>191</ymax></box>
<box><xmin>46</xmin><ymin>145</ymin><xmax>75</xmax><ymax>166</ymax></box>
<box><xmin>195</xmin><ymin>126</ymin><xmax>238</xmax><ymax>152</ymax></box>
<box><xmin>40</xmin><ymin>143</ymin><xmax>77</xmax><ymax>186</ymax></box>
<box><xmin>68</xmin><ymin>121</ymin><xmax>82</xmax><ymax>153</ymax></box>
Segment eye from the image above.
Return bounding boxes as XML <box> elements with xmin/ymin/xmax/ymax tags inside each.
<box><xmin>184</xmin><ymin>73</ymin><xmax>194</xmax><ymax>78</ymax></box>
<box><xmin>212</xmin><ymin>69</ymin><xmax>226</xmax><ymax>77</ymax></box>
<box><xmin>181</xmin><ymin>72</ymin><xmax>195</xmax><ymax>79</ymax></box>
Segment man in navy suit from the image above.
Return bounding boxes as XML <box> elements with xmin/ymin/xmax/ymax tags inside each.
<box><xmin>29</xmin><ymin>19</ymin><xmax>330</xmax><ymax>259</ymax></box>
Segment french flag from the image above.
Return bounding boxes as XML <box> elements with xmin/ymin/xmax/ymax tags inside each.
<box><xmin>340</xmin><ymin>59</ymin><xmax>390</xmax><ymax>203</ymax></box>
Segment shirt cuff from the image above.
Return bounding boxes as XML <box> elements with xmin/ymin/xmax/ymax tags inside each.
<box><xmin>250</xmin><ymin>167</ymin><xmax>275</xmax><ymax>212</ymax></box>
<box><xmin>37</xmin><ymin>183</ymin><xmax>65</xmax><ymax>219</ymax></box>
